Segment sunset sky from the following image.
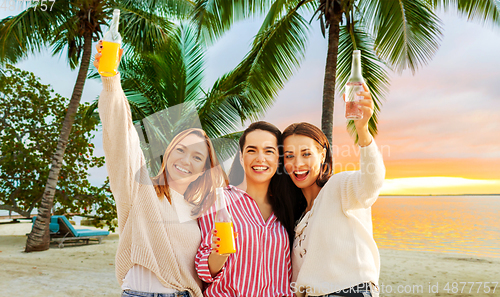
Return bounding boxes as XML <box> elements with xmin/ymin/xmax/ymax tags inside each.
<box><xmin>2</xmin><ymin>8</ymin><xmax>499</xmax><ymax>195</ymax></box>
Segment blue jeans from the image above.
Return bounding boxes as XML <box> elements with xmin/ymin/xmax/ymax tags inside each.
<box><xmin>122</xmin><ymin>290</ymin><xmax>191</xmax><ymax>297</ymax></box>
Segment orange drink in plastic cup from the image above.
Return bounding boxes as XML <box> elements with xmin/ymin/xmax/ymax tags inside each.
<box><xmin>215</xmin><ymin>221</ymin><xmax>236</xmax><ymax>254</ymax></box>
<box><xmin>98</xmin><ymin>41</ymin><xmax>121</xmax><ymax>77</ymax></box>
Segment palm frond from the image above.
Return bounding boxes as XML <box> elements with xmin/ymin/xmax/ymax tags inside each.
<box><xmin>200</xmin><ymin>92</ymin><xmax>248</xmax><ymax>138</ymax></box>
<box><xmin>191</xmin><ymin>0</ymin><xmax>238</xmax><ymax>44</ymax></box>
<box><xmin>427</xmin><ymin>0</ymin><xmax>500</xmax><ymax>26</ymax></box>
<box><xmin>0</xmin><ymin>6</ymin><xmax>59</xmax><ymax>64</ymax></box>
<box><xmin>257</xmin><ymin>0</ymin><xmax>315</xmax><ymax>35</ymax></box>
<box><xmin>50</xmin><ymin>17</ymin><xmax>84</xmax><ymax>69</ymax></box>
<box><xmin>119</xmin><ymin>0</ymin><xmax>195</xmax><ymax>19</ymax></box>
<box><xmin>257</xmin><ymin>0</ymin><xmax>290</xmax><ymax>33</ymax></box>
<box><xmin>336</xmin><ymin>24</ymin><xmax>390</xmax><ymax>141</ymax></box>
<box><xmin>128</xmin><ymin>97</ymin><xmax>158</xmax><ymax>123</ymax></box>
<box><xmin>191</xmin><ymin>0</ymin><xmax>275</xmax><ymax>44</ymax></box>
<box><xmin>361</xmin><ymin>0</ymin><xmax>443</xmax><ymax>74</ymax></box>
<box><xmin>211</xmin><ymin>131</ymin><xmax>243</xmax><ymax>165</ymax></box>
<box><xmin>198</xmin><ymin>9</ymin><xmax>309</xmax><ymax>137</ymax></box>
<box><xmin>246</xmin><ymin>9</ymin><xmax>309</xmax><ymax>112</ymax></box>
<box><xmin>49</xmin><ymin>0</ymin><xmax>109</xmax><ymax>69</ymax></box>
<box><xmin>95</xmin><ymin>23</ymin><xmax>204</xmax><ymax>122</ymax></box>
<box><xmin>116</xmin><ymin>29</ymin><xmax>186</xmax><ymax>112</ymax></box>
<box><xmin>117</xmin><ymin>1</ymin><xmax>176</xmax><ymax>55</ymax></box>
<box><xmin>179</xmin><ymin>23</ymin><xmax>205</xmax><ymax>103</ymax></box>
<box><xmin>299</xmin><ymin>0</ymin><xmax>320</xmax><ymax>15</ymax></box>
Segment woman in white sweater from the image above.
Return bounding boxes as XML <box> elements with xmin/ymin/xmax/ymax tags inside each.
<box><xmin>281</xmin><ymin>84</ymin><xmax>385</xmax><ymax>297</ymax></box>
<box><xmin>94</xmin><ymin>42</ymin><xmax>227</xmax><ymax>297</ymax></box>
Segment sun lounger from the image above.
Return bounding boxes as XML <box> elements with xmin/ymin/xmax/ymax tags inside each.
<box><xmin>30</xmin><ymin>215</ymin><xmax>109</xmax><ymax>248</ymax></box>
<box><xmin>31</xmin><ymin>216</ymin><xmax>60</xmax><ymax>234</ymax></box>
<box><xmin>51</xmin><ymin>215</ymin><xmax>109</xmax><ymax>248</ymax></box>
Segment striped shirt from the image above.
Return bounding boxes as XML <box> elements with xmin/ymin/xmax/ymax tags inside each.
<box><xmin>195</xmin><ymin>186</ymin><xmax>293</xmax><ymax>297</ymax></box>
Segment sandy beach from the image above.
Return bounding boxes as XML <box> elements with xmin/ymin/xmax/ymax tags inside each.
<box><xmin>0</xmin><ymin>221</ymin><xmax>120</xmax><ymax>296</ymax></box>
<box><xmin>1</xmin><ymin>221</ymin><xmax>499</xmax><ymax>296</ymax></box>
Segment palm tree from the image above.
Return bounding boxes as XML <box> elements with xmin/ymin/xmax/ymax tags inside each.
<box><xmin>192</xmin><ymin>0</ymin><xmax>500</xmax><ymax>145</ymax></box>
<box><xmin>0</xmin><ymin>0</ymin><xmax>188</xmax><ymax>252</ymax></box>
<box><xmin>85</xmin><ymin>19</ymin><xmax>309</xmax><ymax>172</ymax></box>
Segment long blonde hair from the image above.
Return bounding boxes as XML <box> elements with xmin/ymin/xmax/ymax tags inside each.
<box><xmin>151</xmin><ymin>128</ymin><xmax>228</xmax><ymax>217</ymax></box>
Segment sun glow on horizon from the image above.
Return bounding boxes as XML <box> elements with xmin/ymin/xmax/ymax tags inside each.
<box><xmin>380</xmin><ymin>177</ymin><xmax>500</xmax><ymax>195</ymax></box>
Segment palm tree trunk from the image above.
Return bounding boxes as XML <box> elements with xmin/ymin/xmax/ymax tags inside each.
<box><xmin>25</xmin><ymin>31</ymin><xmax>93</xmax><ymax>252</ymax></box>
<box><xmin>321</xmin><ymin>11</ymin><xmax>342</xmax><ymax>146</ymax></box>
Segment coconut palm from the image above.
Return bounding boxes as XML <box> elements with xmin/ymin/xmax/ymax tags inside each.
<box><xmin>0</xmin><ymin>0</ymin><xmax>189</xmax><ymax>252</ymax></box>
<box><xmin>192</xmin><ymin>0</ymin><xmax>500</xmax><ymax>144</ymax></box>
<box><xmin>85</xmin><ymin>19</ymin><xmax>309</xmax><ymax>172</ymax></box>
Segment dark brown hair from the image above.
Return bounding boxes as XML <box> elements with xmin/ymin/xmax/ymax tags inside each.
<box><xmin>151</xmin><ymin>128</ymin><xmax>228</xmax><ymax>217</ymax></box>
<box><xmin>281</xmin><ymin>122</ymin><xmax>333</xmax><ymax>187</ymax></box>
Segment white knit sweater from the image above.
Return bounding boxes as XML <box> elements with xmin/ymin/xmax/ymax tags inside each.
<box><xmin>98</xmin><ymin>74</ymin><xmax>203</xmax><ymax>296</ymax></box>
<box><xmin>291</xmin><ymin>140</ymin><xmax>385</xmax><ymax>297</ymax></box>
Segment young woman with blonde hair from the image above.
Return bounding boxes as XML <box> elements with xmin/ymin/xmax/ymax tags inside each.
<box><xmin>95</xmin><ymin>41</ymin><xmax>226</xmax><ymax>297</ymax></box>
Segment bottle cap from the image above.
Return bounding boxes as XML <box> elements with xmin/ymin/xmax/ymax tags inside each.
<box><xmin>353</xmin><ymin>50</ymin><xmax>361</xmax><ymax>55</ymax></box>
<box><xmin>113</xmin><ymin>9</ymin><xmax>120</xmax><ymax>15</ymax></box>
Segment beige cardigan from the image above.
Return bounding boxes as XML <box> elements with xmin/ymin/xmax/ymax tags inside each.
<box><xmin>98</xmin><ymin>74</ymin><xmax>202</xmax><ymax>296</ymax></box>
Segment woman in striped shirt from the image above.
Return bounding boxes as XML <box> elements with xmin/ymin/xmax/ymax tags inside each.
<box><xmin>195</xmin><ymin>121</ymin><xmax>296</xmax><ymax>296</ymax></box>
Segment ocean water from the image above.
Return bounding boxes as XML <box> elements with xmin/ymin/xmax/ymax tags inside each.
<box><xmin>3</xmin><ymin>196</ymin><xmax>499</xmax><ymax>258</ymax></box>
<box><xmin>373</xmin><ymin>196</ymin><xmax>500</xmax><ymax>258</ymax></box>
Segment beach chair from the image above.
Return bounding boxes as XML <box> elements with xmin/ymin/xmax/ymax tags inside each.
<box><xmin>31</xmin><ymin>216</ymin><xmax>60</xmax><ymax>234</ymax></box>
<box><xmin>50</xmin><ymin>215</ymin><xmax>109</xmax><ymax>248</ymax></box>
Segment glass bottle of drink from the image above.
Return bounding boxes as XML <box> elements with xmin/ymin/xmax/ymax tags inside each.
<box><xmin>98</xmin><ymin>9</ymin><xmax>122</xmax><ymax>77</ymax></box>
<box><xmin>214</xmin><ymin>187</ymin><xmax>236</xmax><ymax>254</ymax></box>
<box><xmin>344</xmin><ymin>50</ymin><xmax>364</xmax><ymax>120</ymax></box>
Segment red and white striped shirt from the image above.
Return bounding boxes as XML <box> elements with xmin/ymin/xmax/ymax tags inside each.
<box><xmin>196</xmin><ymin>186</ymin><xmax>293</xmax><ymax>297</ymax></box>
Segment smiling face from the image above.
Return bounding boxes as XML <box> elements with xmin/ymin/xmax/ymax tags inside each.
<box><xmin>283</xmin><ymin>134</ymin><xmax>325</xmax><ymax>190</ymax></box>
<box><xmin>241</xmin><ymin>130</ymin><xmax>279</xmax><ymax>186</ymax></box>
<box><xmin>166</xmin><ymin>133</ymin><xmax>209</xmax><ymax>190</ymax></box>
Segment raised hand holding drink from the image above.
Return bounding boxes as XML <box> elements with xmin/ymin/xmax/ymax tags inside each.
<box><xmin>98</xmin><ymin>9</ymin><xmax>122</xmax><ymax>77</ymax></box>
<box><xmin>344</xmin><ymin>50</ymin><xmax>364</xmax><ymax>120</ymax></box>
<box><xmin>214</xmin><ymin>187</ymin><xmax>236</xmax><ymax>255</ymax></box>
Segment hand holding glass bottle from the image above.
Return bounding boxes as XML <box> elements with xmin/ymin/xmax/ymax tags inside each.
<box><xmin>94</xmin><ymin>9</ymin><xmax>123</xmax><ymax>76</ymax></box>
<box><xmin>211</xmin><ymin>227</ymin><xmax>238</xmax><ymax>255</ymax></box>
<box><xmin>211</xmin><ymin>187</ymin><xmax>237</xmax><ymax>255</ymax></box>
<box><xmin>345</xmin><ymin>50</ymin><xmax>372</xmax><ymax>120</ymax></box>
<box><xmin>343</xmin><ymin>82</ymin><xmax>374</xmax><ymax>126</ymax></box>
<box><xmin>94</xmin><ymin>40</ymin><xmax>124</xmax><ymax>73</ymax></box>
